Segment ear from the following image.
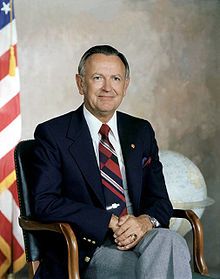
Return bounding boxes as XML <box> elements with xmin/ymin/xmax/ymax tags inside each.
<box><xmin>123</xmin><ymin>78</ymin><xmax>130</xmax><ymax>96</ymax></box>
<box><xmin>75</xmin><ymin>74</ymin><xmax>84</xmax><ymax>96</ymax></box>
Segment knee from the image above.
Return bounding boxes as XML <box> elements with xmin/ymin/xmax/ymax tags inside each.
<box><xmin>151</xmin><ymin>229</ymin><xmax>188</xmax><ymax>247</ymax></box>
<box><xmin>156</xmin><ymin>229</ymin><xmax>190</xmax><ymax>258</ymax></box>
<box><xmin>156</xmin><ymin>228</ymin><xmax>186</xmax><ymax>242</ymax></box>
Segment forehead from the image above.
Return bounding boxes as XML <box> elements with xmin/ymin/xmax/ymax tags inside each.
<box><xmin>84</xmin><ymin>54</ymin><xmax>126</xmax><ymax>75</ymax></box>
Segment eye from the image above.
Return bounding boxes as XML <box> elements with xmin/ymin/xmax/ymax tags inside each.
<box><xmin>113</xmin><ymin>76</ymin><xmax>121</xmax><ymax>81</ymax></box>
<box><xmin>93</xmin><ymin>75</ymin><xmax>103</xmax><ymax>81</ymax></box>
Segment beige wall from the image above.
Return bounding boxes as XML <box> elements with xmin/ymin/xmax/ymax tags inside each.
<box><xmin>15</xmin><ymin>0</ymin><xmax>220</xmax><ymax>276</ymax></box>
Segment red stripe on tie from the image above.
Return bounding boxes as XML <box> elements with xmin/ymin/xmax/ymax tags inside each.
<box><xmin>0</xmin><ymin>45</ymin><xmax>17</xmax><ymax>81</ymax></box>
<box><xmin>0</xmin><ymin>93</ymin><xmax>20</xmax><ymax>132</ymax></box>
<box><xmin>99</xmin><ymin>143</ymin><xmax>112</xmax><ymax>158</ymax></box>
<box><xmin>102</xmin><ymin>179</ymin><xmax>126</xmax><ymax>202</ymax></box>
<box><xmin>105</xmin><ymin>159</ymin><xmax>122</xmax><ymax>178</ymax></box>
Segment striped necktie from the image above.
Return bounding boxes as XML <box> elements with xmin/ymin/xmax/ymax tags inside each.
<box><xmin>99</xmin><ymin>124</ymin><xmax>127</xmax><ymax>217</ymax></box>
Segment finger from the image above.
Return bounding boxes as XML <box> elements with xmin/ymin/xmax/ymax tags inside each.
<box><xmin>118</xmin><ymin>214</ymin><xmax>130</xmax><ymax>226</ymax></box>
<box><xmin>116</xmin><ymin>233</ymin><xmax>137</xmax><ymax>247</ymax></box>
<box><xmin>114</xmin><ymin>227</ymin><xmax>134</xmax><ymax>243</ymax></box>
<box><xmin>113</xmin><ymin>221</ymin><xmax>130</xmax><ymax>238</ymax></box>
<box><xmin>117</xmin><ymin>238</ymin><xmax>139</xmax><ymax>251</ymax></box>
<box><xmin>114</xmin><ymin>215</ymin><xmax>137</xmax><ymax>237</ymax></box>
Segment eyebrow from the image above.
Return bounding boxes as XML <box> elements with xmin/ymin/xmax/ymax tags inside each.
<box><xmin>91</xmin><ymin>73</ymin><xmax>124</xmax><ymax>78</ymax></box>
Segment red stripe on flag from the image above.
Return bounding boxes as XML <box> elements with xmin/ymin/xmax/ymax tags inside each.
<box><xmin>0</xmin><ymin>45</ymin><xmax>17</xmax><ymax>81</ymax></box>
<box><xmin>12</xmin><ymin>233</ymin><xmax>24</xmax><ymax>260</ymax></box>
<box><xmin>0</xmin><ymin>213</ymin><xmax>24</xmax><ymax>266</ymax></box>
<box><xmin>8</xmin><ymin>181</ymin><xmax>19</xmax><ymax>206</ymax></box>
<box><xmin>0</xmin><ymin>212</ymin><xmax>12</xmax><ymax>247</ymax></box>
<box><xmin>0</xmin><ymin>149</ymin><xmax>15</xmax><ymax>183</ymax></box>
<box><xmin>102</xmin><ymin>179</ymin><xmax>126</xmax><ymax>202</ymax></box>
<box><xmin>0</xmin><ymin>93</ymin><xmax>20</xmax><ymax>132</ymax></box>
<box><xmin>0</xmin><ymin>249</ymin><xmax>7</xmax><ymax>268</ymax></box>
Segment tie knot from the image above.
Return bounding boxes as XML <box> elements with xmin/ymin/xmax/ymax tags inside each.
<box><xmin>99</xmin><ymin>124</ymin><xmax>110</xmax><ymax>139</ymax></box>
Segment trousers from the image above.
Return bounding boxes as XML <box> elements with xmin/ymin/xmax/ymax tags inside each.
<box><xmin>82</xmin><ymin>228</ymin><xmax>192</xmax><ymax>279</ymax></box>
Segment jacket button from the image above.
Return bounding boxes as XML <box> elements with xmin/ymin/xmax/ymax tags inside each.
<box><xmin>87</xmin><ymin>239</ymin><xmax>91</xmax><ymax>242</ymax></box>
<box><xmin>92</xmin><ymin>241</ymin><xmax>96</xmax><ymax>244</ymax></box>
<box><xmin>83</xmin><ymin>237</ymin><xmax>87</xmax><ymax>241</ymax></box>
<box><xmin>84</xmin><ymin>256</ymin><xmax>91</xmax><ymax>263</ymax></box>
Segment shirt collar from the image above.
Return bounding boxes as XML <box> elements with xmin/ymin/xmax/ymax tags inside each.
<box><xmin>83</xmin><ymin>105</ymin><xmax>118</xmax><ymax>140</ymax></box>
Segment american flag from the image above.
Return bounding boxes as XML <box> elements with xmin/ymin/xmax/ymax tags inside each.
<box><xmin>0</xmin><ymin>0</ymin><xmax>25</xmax><ymax>276</ymax></box>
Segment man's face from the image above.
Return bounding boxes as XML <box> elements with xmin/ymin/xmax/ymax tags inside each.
<box><xmin>76</xmin><ymin>53</ymin><xmax>130</xmax><ymax>122</ymax></box>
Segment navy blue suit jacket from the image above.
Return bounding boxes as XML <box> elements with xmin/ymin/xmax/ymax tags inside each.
<box><xmin>32</xmin><ymin>105</ymin><xmax>173</xmax><ymax>278</ymax></box>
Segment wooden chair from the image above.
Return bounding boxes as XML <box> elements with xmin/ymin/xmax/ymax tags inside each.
<box><xmin>14</xmin><ymin>140</ymin><xmax>212</xmax><ymax>279</ymax></box>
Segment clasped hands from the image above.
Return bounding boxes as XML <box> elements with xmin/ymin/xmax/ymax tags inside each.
<box><xmin>108</xmin><ymin>214</ymin><xmax>153</xmax><ymax>250</ymax></box>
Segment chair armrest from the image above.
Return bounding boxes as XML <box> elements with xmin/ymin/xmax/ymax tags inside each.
<box><xmin>19</xmin><ymin>217</ymin><xmax>80</xmax><ymax>279</ymax></box>
<box><xmin>173</xmin><ymin>209</ymin><xmax>208</xmax><ymax>275</ymax></box>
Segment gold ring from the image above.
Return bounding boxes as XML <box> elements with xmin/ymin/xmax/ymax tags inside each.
<box><xmin>130</xmin><ymin>233</ymin><xmax>137</xmax><ymax>241</ymax></box>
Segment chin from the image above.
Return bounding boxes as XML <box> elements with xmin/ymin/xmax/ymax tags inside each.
<box><xmin>97</xmin><ymin>102</ymin><xmax>115</xmax><ymax>110</ymax></box>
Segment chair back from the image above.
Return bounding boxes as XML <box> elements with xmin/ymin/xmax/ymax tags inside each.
<box><xmin>14</xmin><ymin>139</ymin><xmax>41</xmax><ymax>262</ymax></box>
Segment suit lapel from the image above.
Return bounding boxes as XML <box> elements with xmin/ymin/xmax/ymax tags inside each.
<box><xmin>117</xmin><ymin>112</ymin><xmax>143</xmax><ymax>213</ymax></box>
<box><xmin>66</xmin><ymin>107</ymin><xmax>105</xmax><ymax>208</ymax></box>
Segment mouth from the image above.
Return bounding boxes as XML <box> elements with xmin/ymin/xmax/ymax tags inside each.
<box><xmin>98</xmin><ymin>97</ymin><xmax>114</xmax><ymax>102</ymax></box>
<box><xmin>98</xmin><ymin>95</ymin><xmax>115</xmax><ymax>99</ymax></box>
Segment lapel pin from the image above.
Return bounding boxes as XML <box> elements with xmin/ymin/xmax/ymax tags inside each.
<box><xmin>131</xmin><ymin>144</ymin><xmax>135</xmax><ymax>149</ymax></box>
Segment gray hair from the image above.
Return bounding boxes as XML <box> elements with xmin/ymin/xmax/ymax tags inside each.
<box><xmin>78</xmin><ymin>45</ymin><xmax>130</xmax><ymax>79</ymax></box>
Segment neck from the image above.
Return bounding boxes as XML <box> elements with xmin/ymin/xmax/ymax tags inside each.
<box><xmin>97</xmin><ymin>114</ymin><xmax>114</xmax><ymax>124</ymax></box>
<box><xmin>85</xmin><ymin>106</ymin><xmax>115</xmax><ymax>124</ymax></box>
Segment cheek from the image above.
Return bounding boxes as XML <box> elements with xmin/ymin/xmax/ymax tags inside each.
<box><xmin>116</xmin><ymin>85</ymin><xmax>127</xmax><ymax>96</ymax></box>
<box><xmin>87</xmin><ymin>82</ymin><xmax>102</xmax><ymax>93</ymax></box>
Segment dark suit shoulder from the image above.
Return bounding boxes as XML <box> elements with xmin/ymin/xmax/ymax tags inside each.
<box><xmin>117</xmin><ymin>111</ymin><xmax>154</xmax><ymax>133</ymax></box>
<box><xmin>34</xmin><ymin>107</ymin><xmax>82</xmax><ymax>142</ymax></box>
<box><xmin>35</xmin><ymin>106</ymin><xmax>84</xmax><ymax>134</ymax></box>
<box><xmin>37</xmin><ymin>111</ymin><xmax>73</xmax><ymax>128</ymax></box>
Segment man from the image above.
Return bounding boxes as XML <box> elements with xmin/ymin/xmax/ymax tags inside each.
<box><xmin>32</xmin><ymin>45</ymin><xmax>192</xmax><ymax>278</ymax></box>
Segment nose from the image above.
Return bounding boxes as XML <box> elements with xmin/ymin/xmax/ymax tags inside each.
<box><xmin>102</xmin><ymin>79</ymin><xmax>112</xmax><ymax>92</ymax></box>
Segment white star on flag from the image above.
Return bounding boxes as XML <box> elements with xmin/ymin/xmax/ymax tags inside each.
<box><xmin>1</xmin><ymin>1</ymin><xmax>10</xmax><ymax>15</ymax></box>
